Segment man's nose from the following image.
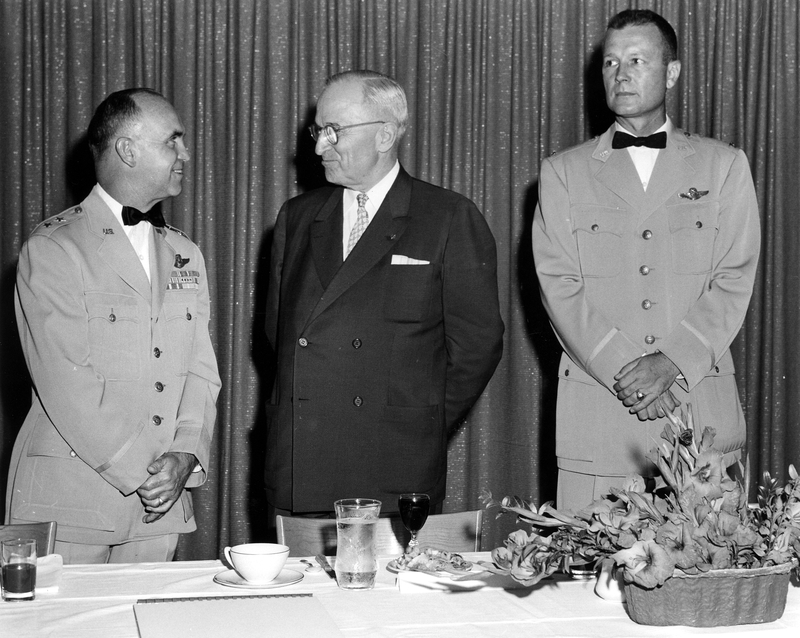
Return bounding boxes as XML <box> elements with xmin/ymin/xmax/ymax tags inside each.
<box><xmin>314</xmin><ymin>135</ymin><xmax>330</xmax><ymax>155</ymax></box>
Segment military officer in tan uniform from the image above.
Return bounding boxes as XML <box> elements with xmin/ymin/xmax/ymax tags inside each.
<box><xmin>532</xmin><ymin>10</ymin><xmax>760</xmax><ymax>510</ymax></box>
<box><xmin>6</xmin><ymin>88</ymin><xmax>221</xmax><ymax>563</ymax></box>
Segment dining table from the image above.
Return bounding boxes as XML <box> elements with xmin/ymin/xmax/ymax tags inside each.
<box><xmin>2</xmin><ymin>552</ymin><xmax>799</xmax><ymax>637</ymax></box>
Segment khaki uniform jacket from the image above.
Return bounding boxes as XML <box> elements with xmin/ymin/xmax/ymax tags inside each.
<box><xmin>6</xmin><ymin>186</ymin><xmax>221</xmax><ymax>544</ymax></box>
<box><xmin>532</xmin><ymin>125</ymin><xmax>760</xmax><ymax>477</ymax></box>
<box><xmin>265</xmin><ymin>167</ymin><xmax>504</xmax><ymax>512</ymax></box>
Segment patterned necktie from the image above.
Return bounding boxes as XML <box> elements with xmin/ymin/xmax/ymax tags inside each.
<box><xmin>121</xmin><ymin>205</ymin><xmax>166</xmax><ymax>228</ymax></box>
<box><xmin>346</xmin><ymin>192</ymin><xmax>369</xmax><ymax>257</ymax></box>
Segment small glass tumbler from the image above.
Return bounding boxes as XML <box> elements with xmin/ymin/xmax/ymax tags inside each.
<box><xmin>1</xmin><ymin>539</ymin><xmax>37</xmax><ymax>601</ymax></box>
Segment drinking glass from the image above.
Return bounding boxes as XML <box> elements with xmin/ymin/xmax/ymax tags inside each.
<box><xmin>1</xmin><ymin>539</ymin><xmax>37</xmax><ymax>601</ymax></box>
<box><xmin>334</xmin><ymin>498</ymin><xmax>381</xmax><ymax>590</ymax></box>
<box><xmin>398</xmin><ymin>493</ymin><xmax>430</xmax><ymax>552</ymax></box>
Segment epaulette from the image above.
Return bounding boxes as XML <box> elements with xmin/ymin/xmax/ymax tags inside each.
<box><xmin>166</xmin><ymin>224</ymin><xmax>189</xmax><ymax>239</ymax></box>
<box><xmin>32</xmin><ymin>205</ymin><xmax>84</xmax><ymax>235</ymax></box>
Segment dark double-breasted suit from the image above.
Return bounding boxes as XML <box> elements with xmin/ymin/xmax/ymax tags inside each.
<box><xmin>265</xmin><ymin>167</ymin><xmax>504</xmax><ymax>512</ymax></box>
<box><xmin>532</xmin><ymin>124</ymin><xmax>760</xmax><ymax>484</ymax></box>
<box><xmin>6</xmin><ymin>186</ymin><xmax>221</xmax><ymax>544</ymax></box>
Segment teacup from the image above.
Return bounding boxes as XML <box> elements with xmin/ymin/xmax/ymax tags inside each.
<box><xmin>223</xmin><ymin>543</ymin><xmax>289</xmax><ymax>583</ymax></box>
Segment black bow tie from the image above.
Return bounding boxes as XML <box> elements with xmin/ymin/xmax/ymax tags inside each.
<box><xmin>121</xmin><ymin>206</ymin><xmax>166</xmax><ymax>228</ymax></box>
<box><xmin>611</xmin><ymin>131</ymin><xmax>667</xmax><ymax>149</ymax></box>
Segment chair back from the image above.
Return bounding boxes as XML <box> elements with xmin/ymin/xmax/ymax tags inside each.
<box><xmin>276</xmin><ymin>510</ymin><xmax>482</xmax><ymax>557</ymax></box>
<box><xmin>0</xmin><ymin>521</ymin><xmax>57</xmax><ymax>556</ymax></box>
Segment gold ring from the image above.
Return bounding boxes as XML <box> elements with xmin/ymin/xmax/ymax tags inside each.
<box><xmin>635</xmin><ymin>390</ymin><xmax>645</xmax><ymax>401</ymax></box>
<box><xmin>157</xmin><ymin>497</ymin><xmax>164</xmax><ymax>506</ymax></box>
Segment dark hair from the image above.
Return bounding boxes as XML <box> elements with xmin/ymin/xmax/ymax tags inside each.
<box><xmin>87</xmin><ymin>88</ymin><xmax>164</xmax><ymax>161</ymax></box>
<box><xmin>607</xmin><ymin>9</ymin><xmax>678</xmax><ymax>64</ymax></box>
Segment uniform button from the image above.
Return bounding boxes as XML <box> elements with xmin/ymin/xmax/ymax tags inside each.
<box><xmin>715</xmin><ymin>366</ymin><xmax>720</xmax><ymax>373</ymax></box>
<box><xmin>641</xmin><ymin>299</ymin><xmax>652</xmax><ymax>310</ymax></box>
<box><xmin>186</xmin><ymin>312</ymin><xmax>192</xmax><ymax>320</ymax></box>
<box><xmin>152</xmin><ymin>415</ymin><xmax>162</xmax><ymax>426</ymax></box>
<box><xmin>298</xmin><ymin>337</ymin><xmax>308</xmax><ymax>347</ymax></box>
<box><xmin>642</xmin><ymin>230</ymin><xmax>653</xmax><ymax>240</ymax></box>
<box><xmin>109</xmin><ymin>313</ymin><xmax>116</xmax><ymax>322</ymax></box>
<box><xmin>153</xmin><ymin>347</ymin><xmax>161</xmax><ymax>358</ymax></box>
<box><xmin>645</xmin><ymin>335</ymin><xmax>656</xmax><ymax>345</ymax></box>
<box><xmin>696</xmin><ymin>221</ymin><xmax>703</xmax><ymax>228</ymax></box>
<box><xmin>591</xmin><ymin>224</ymin><xmax>599</xmax><ymax>231</ymax></box>
<box><xmin>564</xmin><ymin>369</ymin><xmax>570</xmax><ymax>376</ymax></box>
<box><xmin>352</xmin><ymin>338</ymin><xmax>362</xmax><ymax>349</ymax></box>
<box><xmin>155</xmin><ymin>382</ymin><xmax>164</xmax><ymax>392</ymax></box>
<box><xmin>639</xmin><ymin>265</ymin><xmax>650</xmax><ymax>275</ymax></box>
<box><xmin>69</xmin><ymin>450</ymin><xmax>77</xmax><ymax>458</ymax></box>
<box><xmin>353</xmin><ymin>396</ymin><xmax>363</xmax><ymax>407</ymax></box>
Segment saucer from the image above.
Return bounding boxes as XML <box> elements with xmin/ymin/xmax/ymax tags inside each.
<box><xmin>214</xmin><ymin>568</ymin><xmax>304</xmax><ymax>589</ymax></box>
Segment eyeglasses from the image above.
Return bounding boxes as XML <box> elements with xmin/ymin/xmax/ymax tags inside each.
<box><xmin>308</xmin><ymin>121</ymin><xmax>387</xmax><ymax>145</ymax></box>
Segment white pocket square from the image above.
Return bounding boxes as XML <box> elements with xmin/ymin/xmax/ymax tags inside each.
<box><xmin>391</xmin><ymin>255</ymin><xmax>430</xmax><ymax>265</ymax></box>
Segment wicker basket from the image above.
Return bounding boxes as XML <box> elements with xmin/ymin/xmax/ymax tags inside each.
<box><xmin>624</xmin><ymin>562</ymin><xmax>794</xmax><ymax>627</ymax></box>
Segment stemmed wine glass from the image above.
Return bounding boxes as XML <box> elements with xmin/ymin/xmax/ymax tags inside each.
<box><xmin>398</xmin><ymin>493</ymin><xmax>430</xmax><ymax>553</ymax></box>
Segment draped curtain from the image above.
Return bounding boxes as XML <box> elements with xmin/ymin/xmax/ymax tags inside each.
<box><xmin>1</xmin><ymin>0</ymin><xmax>797</xmax><ymax>560</ymax></box>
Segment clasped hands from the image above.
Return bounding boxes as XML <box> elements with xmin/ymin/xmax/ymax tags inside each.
<box><xmin>612</xmin><ymin>352</ymin><xmax>680</xmax><ymax>421</ymax></box>
<box><xmin>136</xmin><ymin>451</ymin><xmax>197</xmax><ymax>523</ymax></box>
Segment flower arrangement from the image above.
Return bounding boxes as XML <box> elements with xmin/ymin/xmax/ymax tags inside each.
<box><xmin>481</xmin><ymin>406</ymin><xmax>800</xmax><ymax>590</ymax></box>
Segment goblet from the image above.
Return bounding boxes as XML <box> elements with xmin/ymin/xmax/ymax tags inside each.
<box><xmin>398</xmin><ymin>493</ymin><xmax>430</xmax><ymax>552</ymax></box>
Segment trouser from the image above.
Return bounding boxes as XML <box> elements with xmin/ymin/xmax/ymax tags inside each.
<box><xmin>55</xmin><ymin>534</ymin><xmax>179</xmax><ymax>564</ymax></box>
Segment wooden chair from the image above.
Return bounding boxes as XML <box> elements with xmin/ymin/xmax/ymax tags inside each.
<box><xmin>0</xmin><ymin>521</ymin><xmax>57</xmax><ymax>556</ymax></box>
<box><xmin>276</xmin><ymin>510</ymin><xmax>482</xmax><ymax>557</ymax></box>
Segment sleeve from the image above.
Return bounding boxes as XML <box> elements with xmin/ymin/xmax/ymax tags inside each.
<box><xmin>442</xmin><ymin>198</ymin><xmax>505</xmax><ymax>430</ymax></box>
<box><xmin>532</xmin><ymin>157</ymin><xmax>644</xmax><ymax>392</ymax></box>
<box><xmin>657</xmin><ymin>149</ymin><xmax>761</xmax><ymax>389</ymax></box>
<box><xmin>167</xmin><ymin>246</ymin><xmax>221</xmax><ymax>487</ymax></box>
<box><xmin>265</xmin><ymin>201</ymin><xmax>288</xmax><ymax>351</ymax></box>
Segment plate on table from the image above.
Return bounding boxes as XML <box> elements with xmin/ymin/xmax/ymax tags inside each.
<box><xmin>387</xmin><ymin>548</ymin><xmax>474</xmax><ymax>577</ymax></box>
<box><xmin>214</xmin><ymin>568</ymin><xmax>304</xmax><ymax>589</ymax></box>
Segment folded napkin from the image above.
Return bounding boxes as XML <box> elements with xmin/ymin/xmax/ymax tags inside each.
<box><xmin>395</xmin><ymin>569</ymin><xmax>520</xmax><ymax>594</ymax></box>
<box><xmin>36</xmin><ymin>553</ymin><xmax>63</xmax><ymax>592</ymax></box>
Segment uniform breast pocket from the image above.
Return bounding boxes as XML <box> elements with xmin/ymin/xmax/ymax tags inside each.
<box><xmin>572</xmin><ymin>205</ymin><xmax>627</xmax><ymax>277</ymax></box>
<box><xmin>86</xmin><ymin>293</ymin><xmax>142</xmax><ymax>380</ymax></box>
<box><xmin>668</xmin><ymin>201</ymin><xmax>719</xmax><ymax>274</ymax></box>
<box><xmin>163</xmin><ymin>295</ymin><xmax>198</xmax><ymax>372</ymax></box>
<box><xmin>383</xmin><ymin>264</ymin><xmax>438</xmax><ymax>322</ymax></box>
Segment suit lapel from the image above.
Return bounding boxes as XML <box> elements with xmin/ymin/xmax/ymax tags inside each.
<box><xmin>86</xmin><ymin>191</ymin><xmax>152</xmax><ymax>301</ymax></box>
<box><xmin>643</xmin><ymin>130</ymin><xmax>696</xmax><ymax>217</ymax></box>
<box><xmin>150</xmin><ymin>227</ymin><xmax>176</xmax><ymax>319</ymax></box>
<box><xmin>309</xmin><ymin>191</ymin><xmax>344</xmax><ymax>290</ymax></box>
<box><xmin>304</xmin><ymin>169</ymin><xmax>412</xmax><ymax>327</ymax></box>
<box><xmin>594</xmin><ymin>127</ymin><xmax>648</xmax><ymax>210</ymax></box>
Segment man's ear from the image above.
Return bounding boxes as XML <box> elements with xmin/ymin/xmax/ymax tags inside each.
<box><xmin>115</xmin><ymin>137</ymin><xmax>136</xmax><ymax>167</ymax></box>
<box><xmin>376</xmin><ymin>122</ymin><xmax>399</xmax><ymax>153</ymax></box>
<box><xmin>666</xmin><ymin>60</ymin><xmax>681</xmax><ymax>90</ymax></box>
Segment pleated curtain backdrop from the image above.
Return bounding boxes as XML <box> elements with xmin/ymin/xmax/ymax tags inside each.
<box><xmin>0</xmin><ymin>0</ymin><xmax>798</xmax><ymax>560</ymax></box>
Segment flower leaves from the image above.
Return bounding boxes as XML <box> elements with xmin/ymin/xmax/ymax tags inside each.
<box><xmin>485</xmin><ymin>404</ymin><xmax>800</xmax><ymax>590</ymax></box>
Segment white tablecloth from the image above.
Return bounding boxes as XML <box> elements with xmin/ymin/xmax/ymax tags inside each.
<box><xmin>2</xmin><ymin>553</ymin><xmax>798</xmax><ymax>637</ymax></box>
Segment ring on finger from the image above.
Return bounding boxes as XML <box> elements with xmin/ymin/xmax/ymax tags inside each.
<box><xmin>157</xmin><ymin>497</ymin><xmax>164</xmax><ymax>506</ymax></box>
<box><xmin>635</xmin><ymin>390</ymin><xmax>645</xmax><ymax>401</ymax></box>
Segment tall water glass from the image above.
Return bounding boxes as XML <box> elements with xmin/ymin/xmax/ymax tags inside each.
<box><xmin>334</xmin><ymin>498</ymin><xmax>381</xmax><ymax>590</ymax></box>
<box><xmin>1</xmin><ymin>539</ymin><xmax>37</xmax><ymax>601</ymax></box>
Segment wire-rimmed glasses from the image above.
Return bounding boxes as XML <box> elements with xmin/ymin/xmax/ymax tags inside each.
<box><xmin>308</xmin><ymin>121</ymin><xmax>387</xmax><ymax>145</ymax></box>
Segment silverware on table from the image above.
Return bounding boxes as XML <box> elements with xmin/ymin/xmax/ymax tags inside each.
<box><xmin>315</xmin><ymin>554</ymin><xmax>336</xmax><ymax>580</ymax></box>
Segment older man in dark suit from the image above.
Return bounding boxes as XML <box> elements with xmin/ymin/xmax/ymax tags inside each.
<box><xmin>6</xmin><ymin>89</ymin><xmax>220</xmax><ymax>563</ymax></box>
<box><xmin>265</xmin><ymin>70</ymin><xmax>504</xmax><ymax>516</ymax></box>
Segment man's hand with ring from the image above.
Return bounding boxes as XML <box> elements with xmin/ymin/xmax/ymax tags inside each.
<box><xmin>613</xmin><ymin>352</ymin><xmax>681</xmax><ymax>420</ymax></box>
<box><xmin>137</xmin><ymin>452</ymin><xmax>197</xmax><ymax>523</ymax></box>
